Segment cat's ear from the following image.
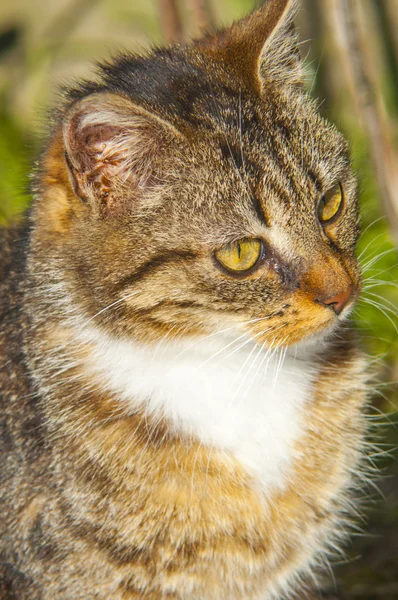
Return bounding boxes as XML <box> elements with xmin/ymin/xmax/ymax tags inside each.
<box><xmin>199</xmin><ymin>0</ymin><xmax>301</xmax><ymax>91</ymax></box>
<box><xmin>62</xmin><ymin>93</ymin><xmax>179</xmax><ymax>215</ymax></box>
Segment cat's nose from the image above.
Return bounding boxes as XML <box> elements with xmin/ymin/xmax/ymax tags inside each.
<box><xmin>318</xmin><ymin>285</ymin><xmax>354</xmax><ymax>315</ymax></box>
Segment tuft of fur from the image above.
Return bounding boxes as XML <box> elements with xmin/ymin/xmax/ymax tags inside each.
<box><xmin>0</xmin><ymin>1</ymin><xmax>370</xmax><ymax>598</ymax></box>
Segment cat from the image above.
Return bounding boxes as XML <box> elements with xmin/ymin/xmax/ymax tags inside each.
<box><xmin>0</xmin><ymin>0</ymin><xmax>370</xmax><ymax>598</ymax></box>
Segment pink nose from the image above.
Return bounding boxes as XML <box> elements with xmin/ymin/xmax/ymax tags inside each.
<box><xmin>319</xmin><ymin>285</ymin><xmax>354</xmax><ymax>315</ymax></box>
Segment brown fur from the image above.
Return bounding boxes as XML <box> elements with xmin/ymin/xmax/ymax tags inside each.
<box><xmin>0</xmin><ymin>1</ymin><xmax>370</xmax><ymax>598</ymax></box>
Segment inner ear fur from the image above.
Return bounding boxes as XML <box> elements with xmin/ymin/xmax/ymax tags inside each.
<box><xmin>198</xmin><ymin>0</ymin><xmax>301</xmax><ymax>92</ymax></box>
<box><xmin>63</xmin><ymin>93</ymin><xmax>180</xmax><ymax>216</ymax></box>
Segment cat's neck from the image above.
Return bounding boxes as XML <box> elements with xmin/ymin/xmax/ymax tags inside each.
<box><xmin>73</xmin><ymin>324</ymin><xmax>319</xmax><ymax>494</ymax></box>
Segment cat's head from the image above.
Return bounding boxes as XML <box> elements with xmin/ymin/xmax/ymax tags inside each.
<box><xmin>33</xmin><ymin>0</ymin><xmax>361</xmax><ymax>349</ymax></box>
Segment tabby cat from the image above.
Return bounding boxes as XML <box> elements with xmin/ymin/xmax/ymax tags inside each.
<box><xmin>0</xmin><ymin>0</ymin><xmax>369</xmax><ymax>598</ymax></box>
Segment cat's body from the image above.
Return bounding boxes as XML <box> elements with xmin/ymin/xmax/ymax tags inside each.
<box><xmin>0</xmin><ymin>1</ymin><xmax>369</xmax><ymax>598</ymax></box>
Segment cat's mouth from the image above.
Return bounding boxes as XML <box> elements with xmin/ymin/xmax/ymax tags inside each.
<box><xmin>284</xmin><ymin>264</ymin><xmax>362</xmax><ymax>344</ymax></box>
<box><xmin>247</xmin><ymin>282</ymin><xmax>360</xmax><ymax>347</ymax></box>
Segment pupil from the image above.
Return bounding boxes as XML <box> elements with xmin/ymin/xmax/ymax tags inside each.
<box><xmin>237</xmin><ymin>243</ymin><xmax>241</xmax><ymax>259</ymax></box>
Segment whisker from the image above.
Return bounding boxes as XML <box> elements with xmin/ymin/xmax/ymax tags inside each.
<box><xmin>362</xmin><ymin>291</ymin><xmax>398</xmax><ymax>315</ymax></box>
<box><xmin>87</xmin><ymin>291</ymin><xmax>139</xmax><ymax>323</ymax></box>
<box><xmin>233</xmin><ymin>338</ymin><xmax>270</xmax><ymax>410</ymax></box>
<box><xmin>363</xmin><ymin>263</ymin><xmax>398</xmax><ymax>281</ymax></box>
<box><xmin>228</xmin><ymin>327</ymin><xmax>282</xmax><ymax>411</ymax></box>
<box><xmin>232</xmin><ymin>327</ymin><xmax>288</xmax><ymax>412</ymax></box>
<box><xmin>194</xmin><ymin>321</ymin><xmax>279</xmax><ymax>373</ymax></box>
<box><xmin>357</xmin><ymin>298</ymin><xmax>398</xmax><ymax>333</ymax></box>
<box><xmin>172</xmin><ymin>316</ymin><xmax>266</xmax><ymax>360</ymax></box>
<box><xmin>357</xmin><ymin>229</ymin><xmax>387</xmax><ymax>261</ymax></box>
<box><xmin>363</xmin><ymin>280</ymin><xmax>398</xmax><ymax>290</ymax></box>
<box><xmin>309</xmin><ymin>46</ymin><xmax>324</xmax><ymax>96</ymax></box>
<box><xmin>358</xmin><ymin>215</ymin><xmax>386</xmax><ymax>240</ymax></box>
<box><xmin>272</xmin><ymin>340</ymin><xmax>289</xmax><ymax>389</ymax></box>
<box><xmin>228</xmin><ymin>336</ymin><xmax>271</xmax><ymax>410</ymax></box>
<box><xmin>360</xmin><ymin>248</ymin><xmax>398</xmax><ymax>272</ymax></box>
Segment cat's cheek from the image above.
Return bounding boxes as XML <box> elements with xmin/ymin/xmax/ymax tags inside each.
<box><xmin>281</xmin><ymin>298</ymin><xmax>337</xmax><ymax>345</ymax></box>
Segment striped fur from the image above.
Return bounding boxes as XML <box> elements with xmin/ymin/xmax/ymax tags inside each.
<box><xmin>0</xmin><ymin>1</ymin><xmax>370</xmax><ymax>598</ymax></box>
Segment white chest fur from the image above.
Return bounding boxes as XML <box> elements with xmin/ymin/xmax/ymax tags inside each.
<box><xmin>80</xmin><ymin>327</ymin><xmax>317</xmax><ymax>493</ymax></box>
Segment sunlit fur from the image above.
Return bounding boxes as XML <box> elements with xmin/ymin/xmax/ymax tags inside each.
<box><xmin>0</xmin><ymin>1</ymin><xmax>371</xmax><ymax>598</ymax></box>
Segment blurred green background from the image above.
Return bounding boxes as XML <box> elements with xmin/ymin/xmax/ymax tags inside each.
<box><xmin>0</xmin><ymin>0</ymin><xmax>397</xmax><ymax>597</ymax></box>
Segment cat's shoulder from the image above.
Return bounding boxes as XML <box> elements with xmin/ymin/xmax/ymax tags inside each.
<box><xmin>0</xmin><ymin>220</ymin><xmax>31</xmax><ymax>396</ymax></box>
<box><xmin>0</xmin><ymin>221</ymin><xmax>29</xmax><ymax>286</ymax></box>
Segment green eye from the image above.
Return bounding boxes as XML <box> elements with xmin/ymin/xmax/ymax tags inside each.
<box><xmin>318</xmin><ymin>183</ymin><xmax>344</xmax><ymax>223</ymax></box>
<box><xmin>215</xmin><ymin>239</ymin><xmax>262</xmax><ymax>273</ymax></box>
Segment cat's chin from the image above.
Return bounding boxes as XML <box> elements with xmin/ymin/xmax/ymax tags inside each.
<box><xmin>290</xmin><ymin>298</ymin><xmax>357</xmax><ymax>351</ymax></box>
<box><xmin>287</xmin><ymin>320</ymin><xmax>345</xmax><ymax>357</ymax></box>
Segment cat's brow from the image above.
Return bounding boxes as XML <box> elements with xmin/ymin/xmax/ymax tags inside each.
<box><xmin>114</xmin><ymin>250</ymin><xmax>197</xmax><ymax>292</ymax></box>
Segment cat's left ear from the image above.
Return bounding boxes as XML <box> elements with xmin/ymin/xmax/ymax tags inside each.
<box><xmin>62</xmin><ymin>93</ymin><xmax>181</xmax><ymax>216</ymax></box>
<box><xmin>199</xmin><ymin>0</ymin><xmax>301</xmax><ymax>92</ymax></box>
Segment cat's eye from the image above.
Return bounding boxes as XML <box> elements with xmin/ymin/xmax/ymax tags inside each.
<box><xmin>318</xmin><ymin>183</ymin><xmax>344</xmax><ymax>224</ymax></box>
<box><xmin>215</xmin><ymin>238</ymin><xmax>262</xmax><ymax>274</ymax></box>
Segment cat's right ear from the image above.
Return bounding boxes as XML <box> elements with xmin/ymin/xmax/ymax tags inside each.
<box><xmin>198</xmin><ymin>0</ymin><xmax>301</xmax><ymax>92</ymax></box>
<box><xmin>62</xmin><ymin>93</ymin><xmax>180</xmax><ymax>216</ymax></box>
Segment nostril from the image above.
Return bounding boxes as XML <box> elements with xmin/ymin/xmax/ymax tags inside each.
<box><xmin>318</xmin><ymin>285</ymin><xmax>354</xmax><ymax>315</ymax></box>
